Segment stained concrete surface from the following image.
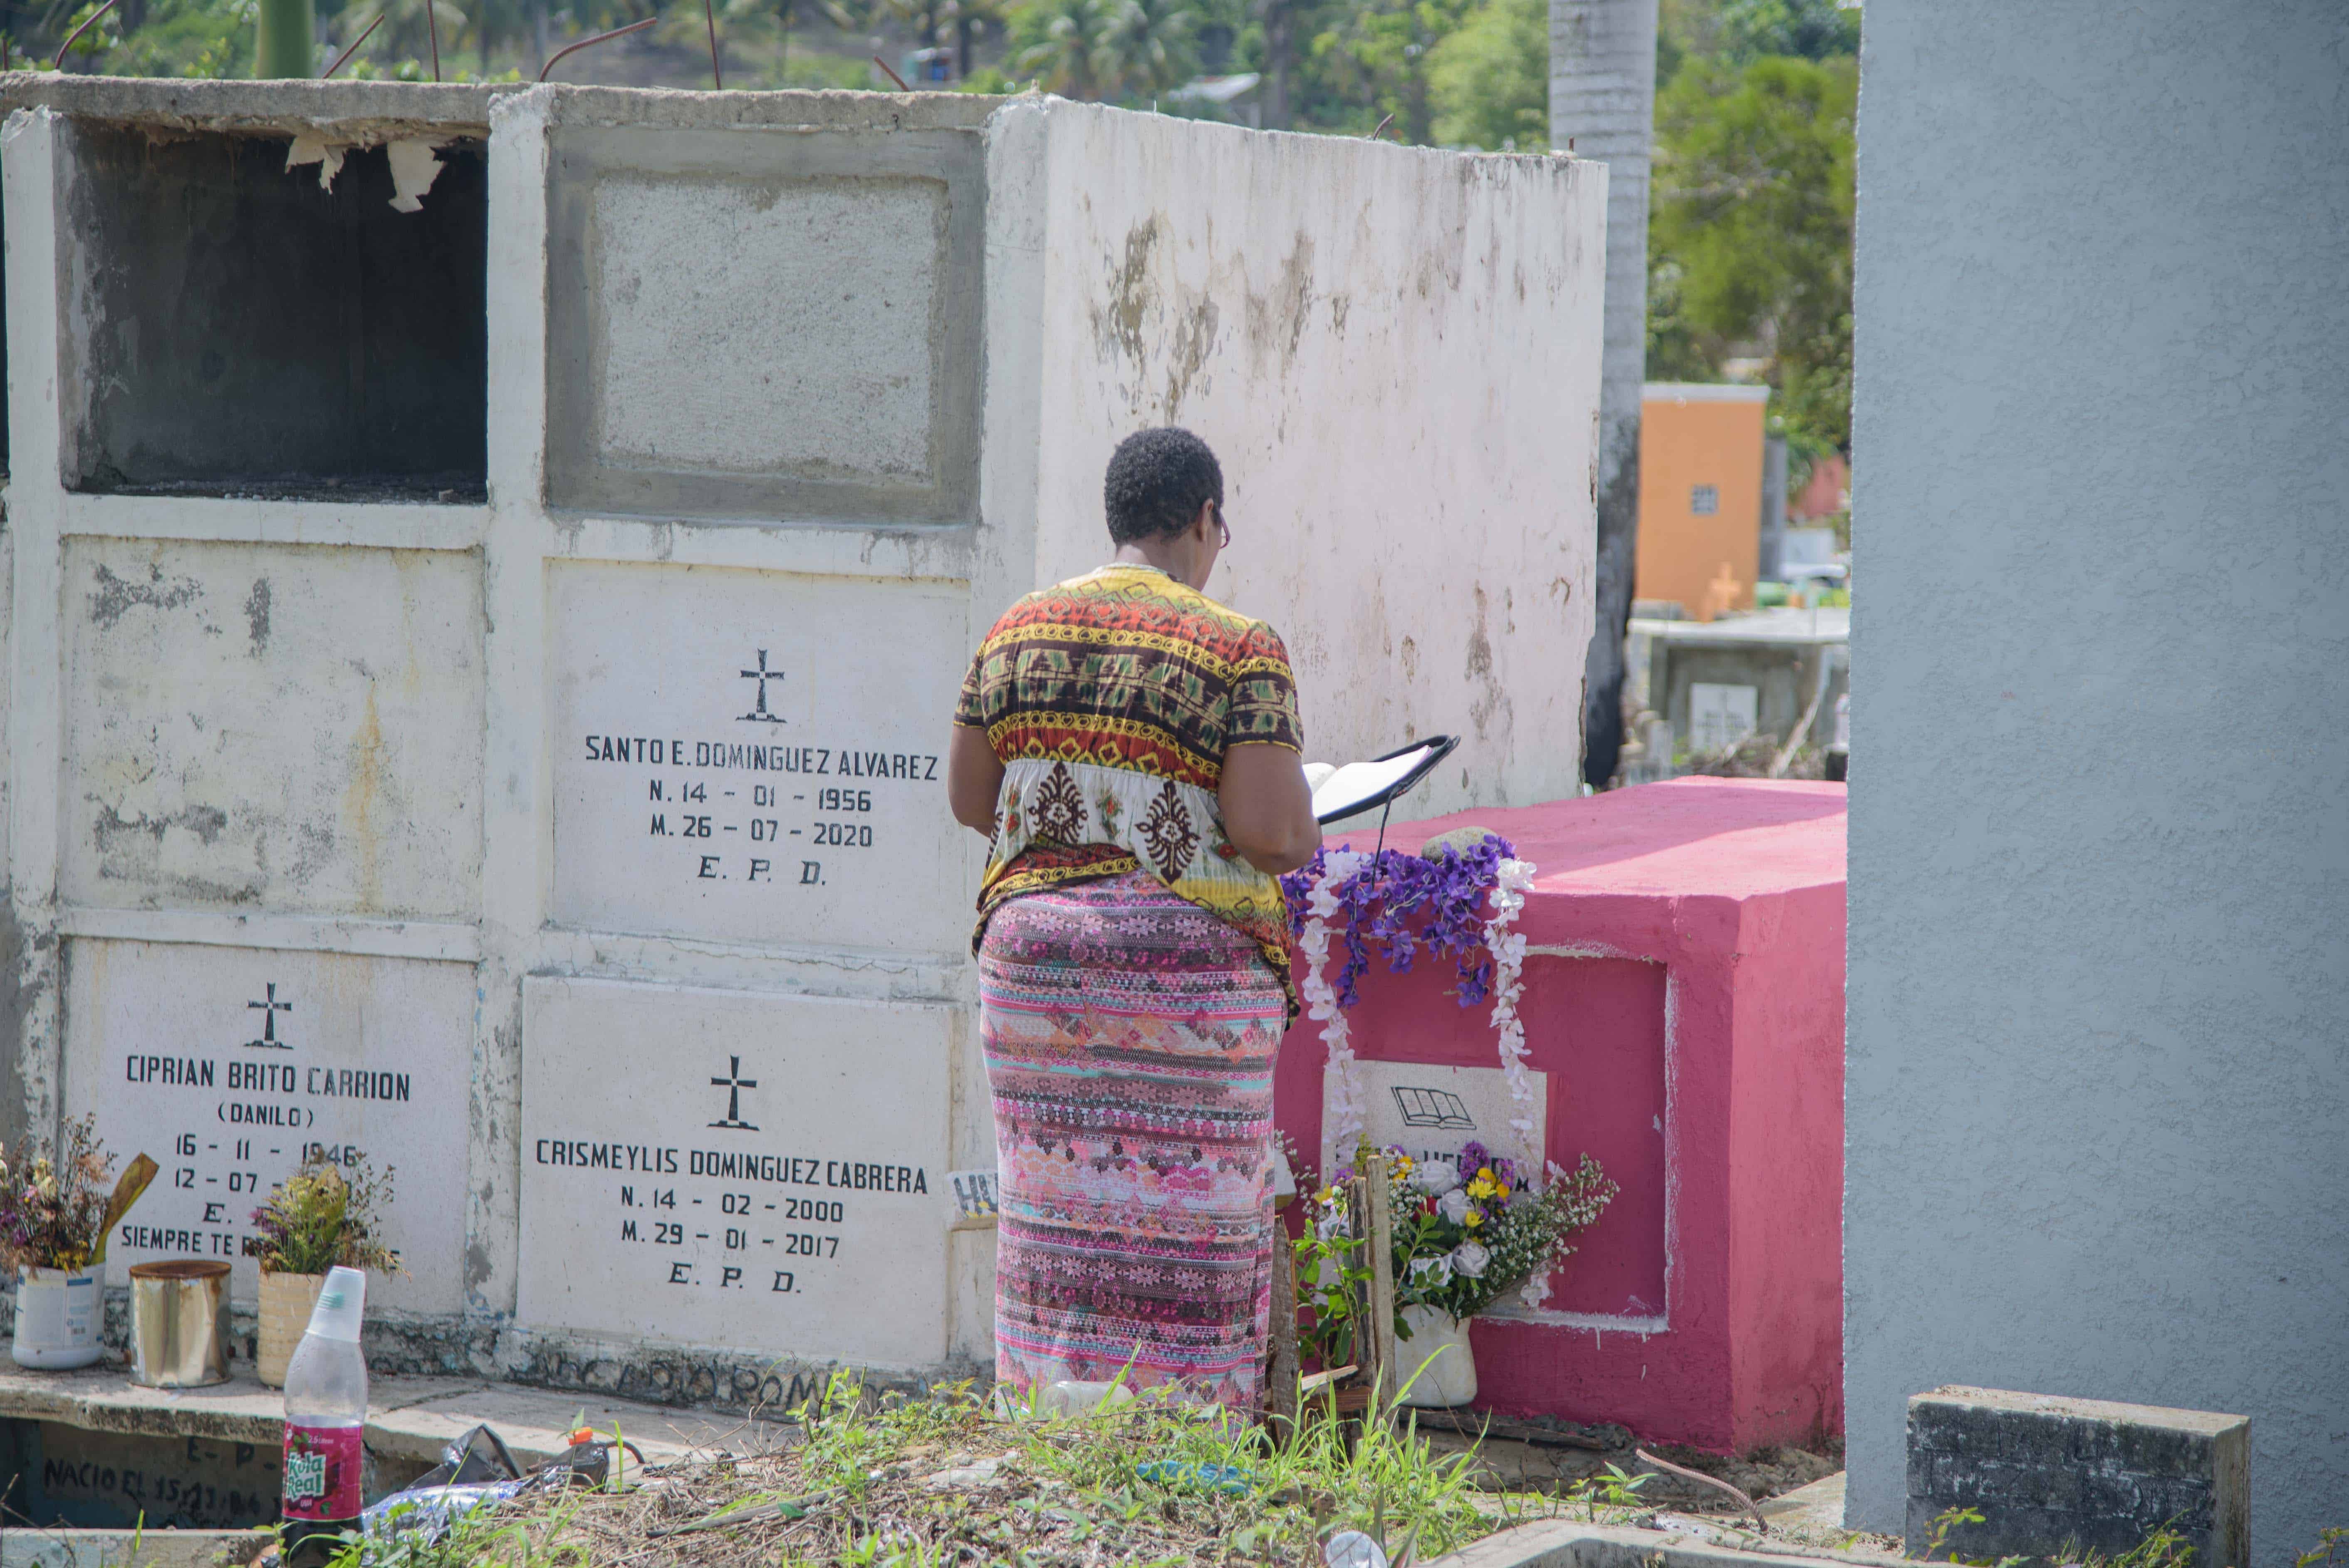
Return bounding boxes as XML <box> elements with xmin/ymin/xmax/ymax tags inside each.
<box><xmin>59</xmin><ymin>539</ymin><xmax>484</xmax><ymax>920</ymax></box>
<box><xmin>1844</xmin><ymin>2</ymin><xmax>2349</xmax><ymax>1558</ymax></box>
<box><xmin>544</xmin><ymin>124</ymin><xmax>985</xmax><ymax>522</ymax></box>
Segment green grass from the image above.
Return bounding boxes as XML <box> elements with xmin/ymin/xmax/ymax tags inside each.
<box><xmin>322</xmin><ymin>1370</ymin><xmax>1632</xmax><ymax>1568</ymax></box>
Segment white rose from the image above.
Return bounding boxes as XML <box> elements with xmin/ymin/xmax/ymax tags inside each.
<box><xmin>1437</xmin><ymin>1189</ymin><xmax>1472</xmax><ymax>1224</ymax></box>
<box><xmin>1407</xmin><ymin>1255</ymin><xmax>1453</xmax><ymax>1286</ymax></box>
<box><xmin>1411</xmin><ymin>1159</ymin><xmax>1462</xmax><ymax>1196</ymax></box>
<box><xmin>1450</xmin><ymin>1242</ymin><xmax>1490</xmax><ymax>1278</ymax></box>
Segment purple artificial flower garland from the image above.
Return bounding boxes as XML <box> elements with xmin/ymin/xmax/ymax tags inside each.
<box><xmin>1279</xmin><ymin>833</ymin><xmax>1519</xmax><ymax>1012</ymax></box>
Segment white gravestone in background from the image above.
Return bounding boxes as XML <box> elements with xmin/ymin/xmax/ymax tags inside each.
<box><xmin>1322</xmin><ymin>1060</ymin><xmax>1550</xmax><ymax>1182</ymax></box>
<box><xmin>1689</xmin><ymin>682</ymin><xmax>1760</xmax><ymax>754</ymax></box>
<box><xmin>547</xmin><ymin>562</ymin><xmax>967</xmax><ymax>955</ymax></box>
<box><xmin>517</xmin><ymin>977</ymin><xmax>958</xmax><ymax>1368</ymax></box>
<box><xmin>62</xmin><ymin>941</ymin><xmax>473</xmax><ymax>1311</ymax></box>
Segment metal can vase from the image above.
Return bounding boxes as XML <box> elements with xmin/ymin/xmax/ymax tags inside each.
<box><xmin>128</xmin><ymin>1258</ymin><xmax>232</xmax><ymax>1388</ymax></box>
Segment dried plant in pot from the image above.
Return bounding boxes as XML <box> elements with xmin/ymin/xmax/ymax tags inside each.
<box><xmin>249</xmin><ymin>1155</ymin><xmax>400</xmax><ymax>1387</ymax></box>
<box><xmin>0</xmin><ymin>1115</ymin><xmax>158</xmax><ymax>1369</ymax></box>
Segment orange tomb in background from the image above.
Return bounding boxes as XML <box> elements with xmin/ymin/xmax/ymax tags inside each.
<box><xmin>1636</xmin><ymin>384</ymin><xmax>1769</xmax><ymax>622</ymax></box>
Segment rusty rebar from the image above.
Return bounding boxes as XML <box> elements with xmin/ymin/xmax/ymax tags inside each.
<box><xmin>871</xmin><ymin>52</ymin><xmax>908</xmax><ymax>89</ymax></box>
<box><xmin>1634</xmin><ymin>1449</ymin><xmax>1768</xmax><ymax>1534</ymax></box>
<box><xmin>538</xmin><ymin>15</ymin><xmax>654</xmax><ymax>79</ymax></box>
<box><xmin>703</xmin><ymin>0</ymin><xmax>720</xmax><ymax>87</ymax></box>
<box><xmin>425</xmin><ymin>0</ymin><xmax>440</xmax><ymax>80</ymax></box>
<box><xmin>52</xmin><ymin>0</ymin><xmax>118</xmax><ymax>70</ymax></box>
<box><xmin>321</xmin><ymin>12</ymin><xmax>383</xmax><ymax>77</ymax></box>
<box><xmin>1369</xmin><ymin>112</ymin><xmax>1393</xmax><ymax>140</ymax></box>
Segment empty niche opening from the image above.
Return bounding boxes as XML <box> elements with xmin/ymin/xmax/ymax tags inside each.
<box><xmin>64</xmin><ymin>124</ymin><xmax>486</xmax><ymax>502</ymax></box>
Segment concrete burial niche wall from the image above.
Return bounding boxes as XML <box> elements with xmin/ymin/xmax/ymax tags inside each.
<box><xmin>544</xmin><ymin>119</ymin><xmax>985</xmax><ymax>522</ymax></box>
<box><xmin>0</xmin><ymin>77</ymin><xmax>1603</xmax><ymax>1400</ymax></box>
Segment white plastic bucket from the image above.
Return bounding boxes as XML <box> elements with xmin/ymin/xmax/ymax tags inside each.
<box><xmin>1394</xmin><ymin>1304</ymin><xmax>1478</xmax><ymax>1408</ymax></box>
<box><xmin>12</xmin><ymin>1264</ymin><xmax>105</xmax><ymax>1369</ymax></box>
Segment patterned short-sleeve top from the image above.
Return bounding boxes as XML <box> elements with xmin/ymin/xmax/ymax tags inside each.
<box><xmin>954</xmin><ymin>563</ymin><xmax>1304</xmax><ymax>1015</ymax></box>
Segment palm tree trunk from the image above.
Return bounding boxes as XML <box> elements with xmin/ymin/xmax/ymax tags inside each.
<box><xmin>254</xmin><ymin>0</ymin><xmax>313</xmax><ymax>74</ymax></box>
<box><xmin>1256</xmin><ymin>0</ymin><xmax>1293</xmax><ymax>128</ymax></box>
<box><xmin>1550</xmin><ymin>0</ymin><xmax>1656</xmax><ymax>786</ymax></box>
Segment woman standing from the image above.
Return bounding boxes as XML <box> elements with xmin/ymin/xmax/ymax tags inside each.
<box><xmin>947</xmin><ymin>428</ymin><xmax>1321</xmax><ymax>1414</ymax></box>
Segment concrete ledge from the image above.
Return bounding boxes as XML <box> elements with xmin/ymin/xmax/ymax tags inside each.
<box><xmin>0</xmin><ymin>1363</ymin><xmax>781</xmax><ymax>1468</ymax></box>
<box><xmin>538</xmin><ymin>83</ymin><xmax>1004</xmax><ymax>132</ymax></box>
<box><xmin>0</xmin><ymin>1529</ymin><xmax>270</xmax><ymax>1568</ymax></box>
<box><xmin>0</xmin><ymin>73</ymin><xmax>513</xmax><ymax>138</ymax></box>
<box><xmin>0</xmin><ymin>74</ymin><xmax>1005</xmax><ymax>144</ymax></box>
<box><xmin>1431</xmin><ymin>1521</ymin><xmax>1908</xmax><ymax>1568</ymax></box>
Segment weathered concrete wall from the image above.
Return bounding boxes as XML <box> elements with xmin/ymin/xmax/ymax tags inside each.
<box><xmin>543</xmin><ymin>118</ymin><xmax>986</xmax><ymax>522</ymax></box>
<box><xmin>0</xmin><ymin>80</ymin><xmax>1603</xmax><ymax>1401</ymax></box>
<box><xmin>1000</xmin><ymin>102</ymin><xmax>1605</xmax><ymax>815</ymax></box>
<box><xmin>1845</xmin><ymin>3</ymin><xmax>2349</xmax><ymax>1558</ymax></box>
<box><xmin>60</xmin><ymin>539</ymin><xmax>484</xmax><ymax>919</ymax></box>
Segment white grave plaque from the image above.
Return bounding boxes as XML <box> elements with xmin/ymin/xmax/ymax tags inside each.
<box><xmin>62</xmin><ymin>941</ymin><xmax>473</xmax><ymax>1311</ymax></box>
<box><xmin>1688</xmin><ymin>682</ymin><xmax>1759</xmax><ymax>753</ymax></box>
<box><xmin>1321</xmin><ymin>1060</ymin><xmax>1549</xmax><ymax>1182</ymax></box>
<box><xmin>517</xmin><ymin>976</ymin><xmax>957</xmax><ymax>1367</ymax></box>
<box><xmin>549</xmin><ymin>561</ymin><xmax>968</xmax><ymax>953</ymax></box>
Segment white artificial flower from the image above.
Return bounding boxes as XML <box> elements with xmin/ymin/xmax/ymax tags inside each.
<box><xmin>1449</xmin><ymin>1242</ymin><xmax>1490</xmax><ymax>1278</ymax></box>
<box><xmin>1407</xmin><ymin>1254</ymin><xmax>1453</xmax><ymax>1287</ymax></box>
<box><xmin>1316</xmin><ymin>1210</ymin><xmax>1353</xmax><ymax>1242</ymax></box>
<box><xmin>1437</xmin><ymin>1188</ymin><xmax>1472</xmax><ymax>1224</ymax></box>
<box><xmin>1410</xmin><ymin>1159</ymin><xmax>1462</xmax><ymax>1196</ymax></box>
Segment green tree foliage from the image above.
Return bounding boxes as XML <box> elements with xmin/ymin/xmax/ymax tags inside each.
<box><xmin>1714</xmin><ymin>0</ymin><xmax>1854</xmax><ymax>61</ymax></box>
<box><xmin>1648</xmin><ymin>46</ymin><xmax>1854</xmax><ymax>453</ymax></box>
<box><xmin>1010</xmin><ymin>0</ymin><xmax>1198</xmax><ymax>100</ymax></box>
<box><xmin>1423</xmin><ymin>0</ymin><xmax>1541</xmax><ymax>149</ymax></box>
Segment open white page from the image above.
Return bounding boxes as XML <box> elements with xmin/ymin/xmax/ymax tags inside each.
<box><xmin>1310</xmin><ymin>742</ymin><xmax>1447</xmax><ymax>823</ymax></box>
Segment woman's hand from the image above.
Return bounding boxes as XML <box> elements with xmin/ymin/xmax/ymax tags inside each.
<box><xmin>1220</xmin><ymin>744</ymin><xmax>1322</xmax><ymax>874</ymax></box>
<box><xmin>947</xmin><ymin>724</ymin><xmax>1006</xmax><ymax>836</ymax></box>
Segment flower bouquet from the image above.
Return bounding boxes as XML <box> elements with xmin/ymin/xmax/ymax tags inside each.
<box><xmin>1302</xmin><ymin>1141</ymin><xmax>1617</xmax><ymax>1407</ymax></box>
<box><xmin>0</xmin><ymin>1114</ymin><xmax>159</xmax><ymax>1368</ymax></box>
<box><xmin>248</xmin><ymin>1153</ymin><xmax>400</xmax><ymax>1386</ymax></box>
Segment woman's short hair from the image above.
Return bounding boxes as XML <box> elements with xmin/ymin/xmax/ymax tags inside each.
<box><xmin>1104</xmin><ymin>427</ymin><xmax>1224</xmax><ymax>543</ymax></box>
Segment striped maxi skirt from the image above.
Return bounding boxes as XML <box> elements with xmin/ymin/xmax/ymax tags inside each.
<box><xmin>977</xmin><ymin>869</ymin><xmax>1288</xmax><ymax>1412</ymax></box>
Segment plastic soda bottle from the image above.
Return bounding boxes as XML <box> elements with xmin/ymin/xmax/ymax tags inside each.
<box><xmin>280</xmin><ymin>1266</ymin><xmax>368</xmax><ymax>1566</ymax></box>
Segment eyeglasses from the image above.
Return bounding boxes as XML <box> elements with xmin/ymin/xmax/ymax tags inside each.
<box><xmin>1212</xmin><ymin>501</ymin><xmax>1231</xmax><ymax>548</ymax></box>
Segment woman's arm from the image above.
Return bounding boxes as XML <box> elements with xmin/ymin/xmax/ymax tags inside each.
<box><xmin>947</xmin><ymin>724</ymin><xmax>1005</xmax><ymax>836</ymax></box>
<box><xmin>1220</xmin><ymin>743</ymin><xmax>1321</xmax><ymax>874</ymax></box>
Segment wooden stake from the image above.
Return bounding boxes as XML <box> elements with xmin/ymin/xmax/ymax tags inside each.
<box><xmin>1266</xmin><ymin>1231</ymin><xmax>1299</xmax><ymax>1442</ymax></box>
<box><xmin>1361</xmin><ymin>1140</ymin><xmax>1398</xmax><ymax>1417</ymax></box>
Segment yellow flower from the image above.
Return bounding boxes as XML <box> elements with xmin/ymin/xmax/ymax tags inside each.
<box><xmin>1465</xmin><ymin>1208</ymin><xmax>1485</xmax><ymax>1228</ymax></box>
<box><xmin>1476</xmin><ymin>1167</ymin><xmax>1495</xmax><ymax>1182</ymax></box>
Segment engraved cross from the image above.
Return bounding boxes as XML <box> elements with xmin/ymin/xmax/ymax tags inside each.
<box><xmin>709</xmin><ymin>1056</ymin><xmax>760</xmax><ymax>1130</ymax></box>
<box><xmin>245</xmin><ymin>983</ymin><xmax>292</xmax><ymax>1050</ymax></box>
<box><xmin>738</xmin><ymin>650</ymin><xmax>786</xmax><ymax>725</ymax></box>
